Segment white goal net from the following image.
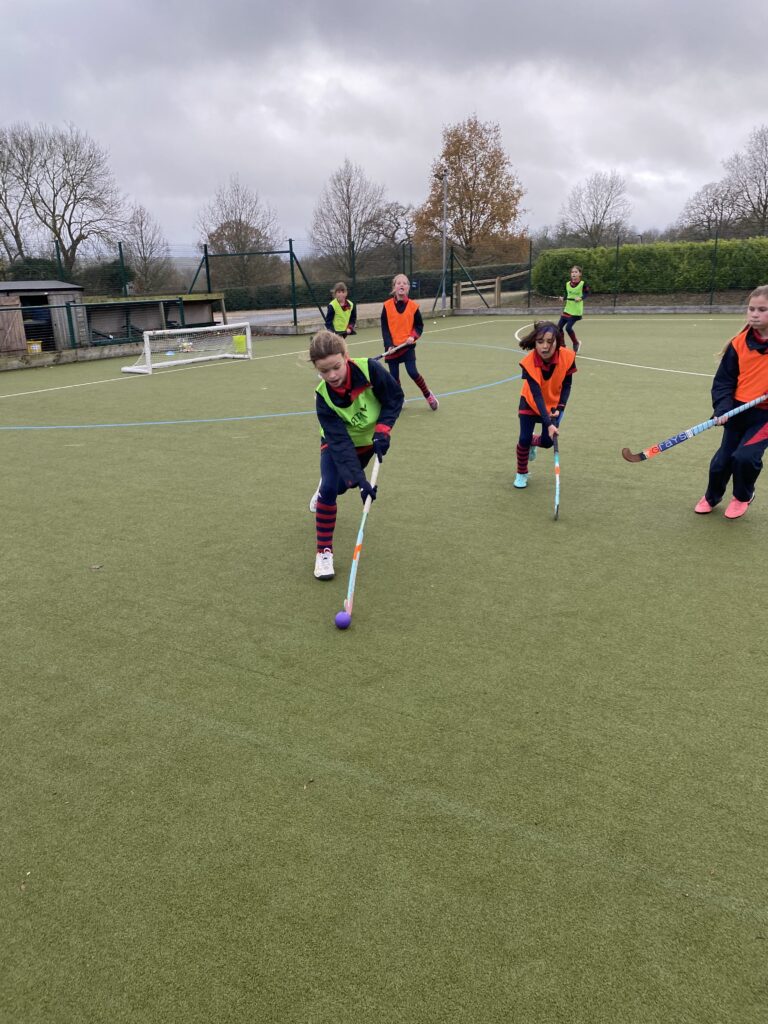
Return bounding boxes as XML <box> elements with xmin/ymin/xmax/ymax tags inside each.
<box><xmin>121</xmin><ymin>322</ymin><xmax>253</xmax><ymax>374</ymax></box>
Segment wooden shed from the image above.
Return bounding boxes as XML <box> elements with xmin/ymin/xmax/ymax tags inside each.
<box><xmin>0</xmin><ymin>280</ymin><xmax>84</xmax><ymax>354</ymax></box>
<box><xmin>0</xmin><ymin>282</ymin><xmax>226</xmax><ymax>355</ymax></box>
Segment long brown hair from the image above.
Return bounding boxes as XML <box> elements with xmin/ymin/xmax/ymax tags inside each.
<box><xmin>309</xmin><ymin>329</ymin><xmax>347</xmax><ymax>364</ymax></box>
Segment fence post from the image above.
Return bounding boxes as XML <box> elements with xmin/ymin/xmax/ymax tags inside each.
<box><xmin>527</xmin><ymin>239</ymin><xmax>533</xmax><ymax>308</ymax></box>
<box><xmin>449</xmin><ymin>247</ymin><xmax>455</xmax><ymax>310</ymax></box>
<box><xmin>65</xmin><ymin>301</ymin><xmax>77</xmax><ymax>348</ymax></box>
<box><xmin>709</xmin><ymin>232</ymin><xmax>719</xmax><ymax>310</ymax></box>
<box><xmin>613</xmin><ymin>236</ymin><xmax>621</xmax><ymax>309</ymax></box>
<box><xmin>204</xmin><ymin>244</ymin><xmax>212</xmax><ymax>293</ymax></box>
<box><xmin>288</xmin><ymin>239</ymin><xmax>298</xmax><ymax>329</ymax></box>
<box><xmin>118</xmin><ymin>241</ymin><xmax>128</xmax><ymax>297</ymax></box>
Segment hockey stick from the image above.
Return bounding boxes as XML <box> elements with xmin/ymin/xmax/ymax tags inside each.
<box><xmin>334</xmin><ymin>456</ymin><xmax>382</xmax><ymax>629</ymax></box>
<box><xmin>553</xmin><ymin>434</ymin><xmax>561</xmax><ymax>520</ymax></box>
<box><xmin>621</xmin><ymin>393</ymin><xmax>768</xmax><ymax>463</ymax></box>
<box><xmin>372</xmin><ymin>339</ymin><xmax>415</xmax><ymax>362</ymax></box>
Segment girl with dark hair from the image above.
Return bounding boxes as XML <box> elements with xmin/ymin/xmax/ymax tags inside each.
<box><xmin>514</xmin><ymin>321</ymin><xmax>577</xmax><ymax>489</ymax></box>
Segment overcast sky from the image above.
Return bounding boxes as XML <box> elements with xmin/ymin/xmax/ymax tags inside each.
<box><xmin>2</xmin><ymin>0</ymin><xmax>767</xmax><ymax>252</ymax></box>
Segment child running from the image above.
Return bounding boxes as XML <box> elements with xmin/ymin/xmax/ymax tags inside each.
<box><xmin>515</xmin><ymin>320</ymin><xmax>576</xmax><ymax>489</ymax></box>
<box><xmin>324</xmin><ymin>281</ymin><xmax>357</xmax><ymax>338</ymax></box>
<box><xmin>308</xmin><ymin>329</ymin><xmax>404</xmax><ymax>580</ymax></box>
<box><xmin>557</xmin><ymin>265</ymin><xmax>589</xmax><ymax>352</ymax></box>
<box><xmin>694</xmin><ymin>284</ymin><xmax>768</xmax><ymax>520</ymax></box>
<box><xmin>381</xmin><ymin>273</ymin><xmax>438</xmax><ymax>410</ymax></box>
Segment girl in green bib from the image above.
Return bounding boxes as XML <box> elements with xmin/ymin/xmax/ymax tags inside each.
<box><xmin>308</xmin><ymin>330</ymin><xmax>404</xmax><ymax>580</ymax></box>
<box><xmin>324</xmin><ymin>281</ymin><xmax>357</xmax><ymax>338</ymax></box>
<box><xmin>557</xmin><ymin>265</ymin><xmax>590</xmax><ymax>353</ymax></box>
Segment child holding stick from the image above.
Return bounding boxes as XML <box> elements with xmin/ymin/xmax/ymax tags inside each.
<box><xmin>381</xmin><ymin>274</ymin><xmax>438</xmax><ymax>410</ymax></box>
<box><xmin>557</xmin><ymin>265</ymin><xmax>589</xmax><ymax>352</ymax></box>
<box><xmin>308</xmin><ymin>330</ymin><xmax>403</xmax><ymax>579</ymax></box>
<box><xmin>694</xmin><ymin>285</ymin><xmax>768</xmax><ymax>520</ymax></box>
<box><xmin>514</xmin><ymin>321</ymin><xmax>577</xmax><ymax>489</ymax></box>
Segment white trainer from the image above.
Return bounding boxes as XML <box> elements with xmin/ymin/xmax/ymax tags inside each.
<box><xmin>314</xmin><ymin>548</ymin><xmax>335</xmax><ymax>580</ymax></box>
<box><xmin>309</xmin><ymin>479</ymin><xmax>321</xmax><ymax>512</ymax></box>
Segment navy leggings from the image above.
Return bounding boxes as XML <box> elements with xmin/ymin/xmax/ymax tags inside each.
<box><xmin>518</xmin><ymin>414</ymin><xmax>555</xmax><ymax>450</ymax></box>
<box><xmin>557</xmin><ymin>314</ymin><xmax>581</xmax><ymax>343</ymax></box>
<box><xmin>705</xmin><ymin>408</ymin><xmax>768</xmax><ymax>503</ymax></box>
<box><xmin>518</xmin><ymin>405</ymin><xmax>566</xmax><ymax>448</ymax></box>
<box><xmin>387</xmin><ymin>347</ymin><xmax>420</xmax><ymax>383</ymax></box>
<box><xmin>318</xmin><ymin>446</ymin><xmax>373</xmax><ymax>504</ymax></box>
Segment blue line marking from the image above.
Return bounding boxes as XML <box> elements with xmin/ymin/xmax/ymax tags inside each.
<box><xmin>0</xmin><ymin>374</ymin><xmax>523</xmax><ymax>432</ymax></box>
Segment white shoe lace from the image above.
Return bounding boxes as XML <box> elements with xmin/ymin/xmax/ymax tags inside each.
<box><xmin>315</xmin><ymin>548</ymin><xmax>334</xmax><ymax>577</ymax></box>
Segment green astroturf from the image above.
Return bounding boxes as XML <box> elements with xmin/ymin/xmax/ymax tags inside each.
<box><xmin>2</xmin><ymin>315</ymin><xmax>767</xmax><ymax>1023</ymax></box>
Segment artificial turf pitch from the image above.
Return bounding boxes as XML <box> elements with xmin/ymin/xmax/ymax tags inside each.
<box><xmin>2</xmin><ymin>313</ymin><xmax>766</xmax><ymax>1023</ymax></box>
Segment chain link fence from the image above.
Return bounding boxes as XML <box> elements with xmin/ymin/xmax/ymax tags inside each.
<box><xmin>2</xmin><ymin>234</ymin><xmax>766</xmax><ymax>359</ymax></box>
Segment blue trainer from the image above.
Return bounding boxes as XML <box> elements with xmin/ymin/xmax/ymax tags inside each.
<box><xmin>514</xmin><ymin>473</ymin><xmax>528</xmax><ymax>489</ymax></box>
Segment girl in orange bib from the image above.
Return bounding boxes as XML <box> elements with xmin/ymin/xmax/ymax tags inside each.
<box><xmin>694</xmin><ymin>285</ymin><xmax>768</xmax><ymax>520</ymax></box>
<box><xmin>515</xmin><ymin>321</ymin><xmax>576</xmax><ymax>489</ymax></box>
<box><xmin>381</xmin><ymin>274</ymin><xmax>438</xmax><ymax>410</ymax></box>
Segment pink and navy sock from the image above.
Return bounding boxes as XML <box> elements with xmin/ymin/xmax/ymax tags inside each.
<box><xmin>316</xmin><ymin>500</ymin><xmax>336</xmax><ymax>552</ymax></box>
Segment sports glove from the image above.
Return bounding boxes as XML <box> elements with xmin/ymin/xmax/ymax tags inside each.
<box><xmin>359</xmin><ymin>479</ymin><xmax>378</xmax><ymax>504</ymax></box>
<box><xmin>372</xmin><ymin>432</ymin><xmax>390</xmax><ymax>459</ymax></box>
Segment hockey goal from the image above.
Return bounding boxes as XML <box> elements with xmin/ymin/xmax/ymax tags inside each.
<box><xmin>121</xmin><ymin>322</ymin><xmax>252</xmax><ymax>375</ymax></box>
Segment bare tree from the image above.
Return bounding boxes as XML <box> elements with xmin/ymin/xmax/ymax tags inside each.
<box><xmin>415</xmin><ymin>115</ymin><xmax>525</xmax><ymax>260</ymax></box>
<box><xmin>310</xmin><ymin>159</ymin><xmax>387</xmax><ymax>279</ymax></box>
<box><xmin>560</xmin><ymin>170</ymin><xmax>631</xmax><ymax>247</ymax></box>
<box><xmin>0</xmin><ymin>124</ymin><xmax>37</xmax><ymax>262</ymax></box>
<box><xmin>675</xmin><ymin>180</ymin><xmax>739</xmax><ymax>240</ymax></box>
<box><xmin>197</xmin><ymin>175</ymin><xmax>281</xmax><ymax>287</ymax></box>
<box><xmin>722</xmin><ymin>125</ymin><xmax>768</xmax><ymax>235</ymax></box>
<box><xmin>379</xmin><ymin>201</ymin><xmax>415</xmax><ymax>248</ymax></box>
<box><xmin>123</xmin><ymin>204</ymin><xmax>173</xmax><ymax>293</ymax></box>
<box><xmin>16</xmin><ymin>123</ymin><xmax>126</xmax><ymax>274</ymax></box>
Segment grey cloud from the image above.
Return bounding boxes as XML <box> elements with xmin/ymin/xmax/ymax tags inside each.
<box><xmin>1</xmin><ymin>0</ymin><xmax>766</xmax><ymax>242</ymax></box>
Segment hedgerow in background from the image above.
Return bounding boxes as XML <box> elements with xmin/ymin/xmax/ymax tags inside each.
<box><xmin>532</xmin><ymin>236</ymin><xmax>768</xmax><ymax>296</ymax></box>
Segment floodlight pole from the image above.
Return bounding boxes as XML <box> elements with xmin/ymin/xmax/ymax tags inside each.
<box><xmin>440</xmin><ymin>167</ymin><xmax>448</xmax><ymax>311</ymax></box>
<box><xmin>438</xmin><ymin>166</ymin><xmax>450</xmax><ymax>311</ymax></box>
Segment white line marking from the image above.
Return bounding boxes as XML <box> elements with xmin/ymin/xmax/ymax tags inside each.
<box><xmin>0</xmin><ymin>312</ymin><xmax>732</xmax><ymax>401</ymax></box>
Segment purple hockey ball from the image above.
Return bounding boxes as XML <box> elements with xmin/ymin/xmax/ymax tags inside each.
<box><xmin>334</xmin><ymin>610</ymin><xmax>352</xmax><ymax>630</ymax></box>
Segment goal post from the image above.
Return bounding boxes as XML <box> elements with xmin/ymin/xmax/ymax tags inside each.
<box><xmin>121</xmin><ymin>322</ymin><xmax>253</xmax><ymax>375</ymax></box>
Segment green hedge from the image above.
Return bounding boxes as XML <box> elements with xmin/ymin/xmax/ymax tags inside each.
<box><xmin>532</xmin><ymin>238</ymin><xmax>768</xmax><ymax>296</ymax></box>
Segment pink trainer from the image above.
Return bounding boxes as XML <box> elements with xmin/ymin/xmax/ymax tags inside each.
<box><xmin>724</xmin><ymin>495</ymin><xmax>754</xmax><ymax>519</ymax></box>
<box><xmin>694</xmin><ymin>496</ymin><xmax>714</xmax><ymax>514</ymax></box>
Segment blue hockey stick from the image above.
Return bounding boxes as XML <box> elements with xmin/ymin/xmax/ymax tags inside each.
<box><xmin>621</xmin><ymin>393</ymin><xmax>768</xmax><ymax>463</ymax></box>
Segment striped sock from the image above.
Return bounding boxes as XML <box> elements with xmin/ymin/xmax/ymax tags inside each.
<box><xmin>413</xmin><ymin>374</ymin><xmax>430</xmax><ymax>397</ymax></box>
<box><xmin>516</xmin><ymin>443</ymin><xmax>530</xmax><ymax>474</ymax></box>
<box><xmin>316</xmin><ymin>501</ymin><xmax>336</xmax><ymax>552</ymax></box>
